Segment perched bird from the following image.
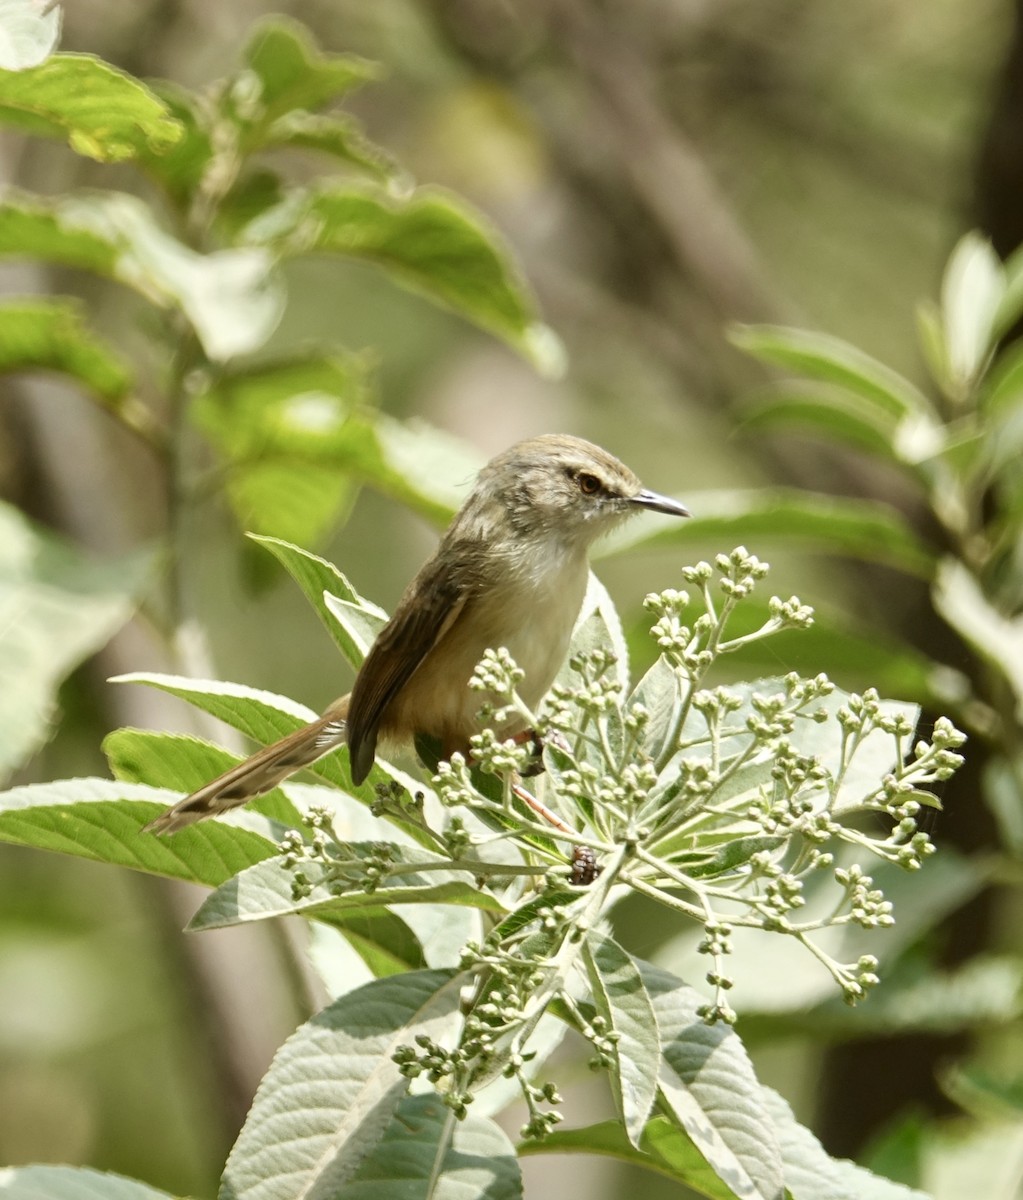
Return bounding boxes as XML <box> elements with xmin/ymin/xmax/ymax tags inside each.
<box><xmin>144</xmin><ymin>434</ymin><xmax>690</xmax><ymax>834</ymax></box>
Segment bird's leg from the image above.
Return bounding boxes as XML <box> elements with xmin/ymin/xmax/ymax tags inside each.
<box><xmin>491</xmin><ymin>729</ymin><xmax>574</xmax><ymax>829</ymax></box>
<box><xmin>509</xmin><ymin>778</ymin><xmax>576</xmax><ymax>835</ymax></box>
<box><xmin>462</xmin><ymin>729</ymin><xmax>600</xmax><ymax>879</ymax></box>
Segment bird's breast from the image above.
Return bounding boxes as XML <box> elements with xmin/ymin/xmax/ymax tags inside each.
<box><xmin>386</xmin><ymin>540</ymin><xmax>590</xmax><ymax>747</ymax></box>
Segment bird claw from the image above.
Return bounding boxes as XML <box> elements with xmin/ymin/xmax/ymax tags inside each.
<box><xmin>511</xmin><ymin>727</ymin><xmax>570</xmax><ymax>776</ymax></box>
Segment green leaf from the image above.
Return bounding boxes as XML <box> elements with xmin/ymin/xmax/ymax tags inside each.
<box><xmin>210</xmin><ymin>394</ymin><xmax>481</xmax><ymax>532</ymax></box>
<box><xmin>981</xmin><ymin>338</ymin><xmax>1023</xmax><ymax>419</ymax></box>
<box><xmin>0</xmin><ymin>297</ymin><xmax>136</xmax><ymax>410</ymax></box>
<box><xmin>743</xmin><ymin>384</ymin><xmax>948</xmax><ymax>473</ymax></box>
<box><xmin>984</xmin><ymin>755</ymin><xmax>1023</xmax><ymax>856</ymax></box>
<box><xmin>0</xmin><ymin>53</ymin><xmax>182</xmax><ymax>160</ymax></box>
<box><xmin>111</xmin><ymin>673</ymin><xmax>367</xmax><ymax>798</ymax></box>
<box><xmin>0</xmin><ymin>1164</ymin><xmax>176</xmax><ymax>1200</ymax></box>
<box><xmin>582</xmin><ymin>931</ymin><xmax>660</xmax><ymax>1147</ymax></box>
<box><xmin>641</xmin><ymin>961</ymin><xmax>785</xmax><ymax>1200</ymax></box>
<box><xmin>103</xmin><ymin>728</ymin><xmax>303</xmax><ymax>828</ymax></box>
<box><xmin>111</xmin><ymin>671</ymin><xmax>322</xmax><ymax>745</ymax></box>
<box><xmin>339</xmin><ymin>1093</ymin><xmax>521</xmax><ymax>1199</ymax></box>
<box><xmin>522</xmin><ymin>1118</ymin><xmax>744</xmax><ymax>1198</ymax></box>
<box><xmin>0</xmin><ymin>777</ymin><xmax>278</xmax><ymax>885</ymax></box>
<box><xmin>942</xmin><ymin>1064</ymin><xmax>1023</xmax><ymax>1121</ymax></box>
<box><xmin>0</xmin><ymin>189</ymin><xmax>120</xmax><ymax>269</ymax></box>
<box><xmin>543</xmin><ymin>574</ymin><xmax>631</xmax><ymax>795</ymax></box>
<box><xmin>248</xmin><ymin>536</ymin><xmax>388</xmax><ymax>666</ymax></box>
<box><xmin>940</xmin><ymin>233</ymin><xmax>1003</xmax><ymax>391</ymax></box>
<box><xmin>71</xmin><ymin>192</ymin><xmax>283</xmax><ymax>361</ymax></box>
<box><xmin>935</xmin><ymin>419</ymin><xmax>1001</xmax><ymax>500</ymax></box>
<box><xmin>196</xmin><ymin>367</ymin><xmax>486</xmax><ymax>543</ymax></box>
<box><xmin>934</xmin><ymin>558</ymin><xmax>1023</xmax><ymax>710</ymax></box>
<box><xmin>263</xmin><ymin>110</ymin><xmax>397</xmax><ymax>181</ymax></box>
<box><xmin>530</xmin><ymin>1103</ymin><xmax>925</xmax><ymax>1200</ymax></box>
<box><xmin>998</xmin><ymin>238</ymin><xmax>1023</xmax><ymax>338</ymax></box>
<box><xmin>0</xmin><ymin>190</ymin><xmax>284</xmax><ymax>360</ymax></box>
<box><xmin>681</xmin><ymin>833</ymin><xmax>787</xmax><ymax>879</ymax></box>
<box><xmin>646</xmin><ymin>691</ymin><xmax>783</xmax><ymax>847</ymax></box>
<box><xmin>629</xmin><ymin>654</ymin><xmax>679</xmax><ymax>758</ymax></box>
<box><xmin>0</xmin><ymin>0</ymin><xmax>62</xmax><ymax>71</ymax></box>
<box><xmin>193</xmin><ymin>353</ymin><xmax>372</xmax><ymax>544</ymax></box>
<box><xmin>362</xmin><ymin>414</ymin><xmax>482</xmax><ymax>521</ymax></box>
<box><xmin>238</xmin><ymin>17</ymin><xmax>379</xmax><ymax>145</ymax></box>
<box><xmin>189</xmin><ymin>845</ymin><xmax>506</xmax><ymax>931</ymax></box>
<box><xmin>743</xmin><ymin>385</ymin><xmax>899</xmax><ymax>459</ymax></box>
<box><xmin>601</xmin><ymin>488</ymin><xmax>938</xmax><ymax>579</ymax></box>
<box><xmin>105</xmin><ymin>726</ymin><xmax>241</xmax><ymax>791</ymax></box>
<box><xmin>862</xmin><ymin>1113</ymin><xmax>927</xmax><ymax>1191</ymax></box>
<box><xmin>323</xmin><ymin>909</ymin><xmax>428</xmax><ymax>978</ymax></box>
<box><xmin>489</xmin><ymin>889</ymin><xmax>579</xmax><ymax>943</ymax></box>
<box><xmin>788</xmin><ymin>686</ymin><xmax>919</xmax><ymax>815</ymax></box>
<box><xmin>547</xmin><ymin>572</ymin><xmax>630</xmax><ymax>714</ymax></box>
<box><xmin>111</xmin><ymin>671</ymin><xmax>444</xmax><ymax>849</ymax></box>
<box><xmin>218</xmin><ymin>168</ymin><xmax>289</xmax><ymax>240</ymax></box>
<box><xmin>730</xmin><ymin>325</ymin><xmax>932</xmax><ymax>422</ymax></box>
<box><xmin>672</xmin><ymin>675</ymin><xmax>787</xmax><ymax>761</ymax></box>
<box><xmin>0</xmin><ymin>501</ymin><xmax>149</xmax><ymax>776</ymax></box>
<box><xmin>131</xmin><ymin>81</ymin><xmax>213</xmax><ymax>207</ymax></box>
<box><xmin>915</xmin><ymin>300</ymin><xmax>950</xmax><ymax>394</ymax></box>
<box><xmin>309</xmin><ymin>900</ymin><xmax>481</xmax><ymax>998</ymax></box>
<box><xmin>244</xmin><ymin>184</ymin><xmax>559</xmax><ymax>371</ymax></box>
<box><xmin>763</xmin><ymin>1087</ymin><xmax>928</xmax><ymax>1200</ymax></box>
<box><xmin>220</xmin><ymin>968</ymin><xmax>463</xmax><ymax>1200</ymax></box>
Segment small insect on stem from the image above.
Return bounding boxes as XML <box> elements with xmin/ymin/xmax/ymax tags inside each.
<box><xmin>570</xmin><ymin>845</ymin><xmax>602</xmax><ymax>886</ymax></box>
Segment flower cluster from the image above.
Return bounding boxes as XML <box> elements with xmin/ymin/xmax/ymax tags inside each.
<box><xmin>278</xmin><ymin>806</ymin><xmax>398</xmax><ymax>900</ymax></box>
<box><xmin>299</xmin><ymin>548</ymin><xmax>965</xmax><ymax>1128</ymax></box>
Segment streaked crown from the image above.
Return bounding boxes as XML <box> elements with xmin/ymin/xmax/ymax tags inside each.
<box><xmin>474</xmin><ymin>434</ymin><xmax>689</xmax><ymax>543</ymax></box>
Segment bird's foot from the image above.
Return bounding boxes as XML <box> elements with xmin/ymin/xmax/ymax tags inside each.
<box><xmin>509</xmin><ymin>727</ymin><xmax>570</xmax><ymax>777</ymax></box>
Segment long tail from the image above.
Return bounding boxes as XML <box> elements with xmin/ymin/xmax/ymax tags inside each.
<box><xmin>143</xmin><ymin>699</ymin><xmax>350</xmax><ymax>835</ymax></box>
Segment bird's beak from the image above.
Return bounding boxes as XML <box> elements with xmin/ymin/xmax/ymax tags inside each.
<box><xmin>630</xmin><ymin>488</ymin><xmax>692</xmax><ymax>518</ymax></box>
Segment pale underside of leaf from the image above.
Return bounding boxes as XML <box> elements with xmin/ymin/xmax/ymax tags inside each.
<box><xmin>219</xmin><ymin>969</ymin><xmax>463</xmax><ymax>1200</ymax></box>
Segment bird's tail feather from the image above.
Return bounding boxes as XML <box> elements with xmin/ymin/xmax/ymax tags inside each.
<box><xmin>142</xmin><ymin>712</ymin><xmax>348</xmax><ymax>835</ymax></box>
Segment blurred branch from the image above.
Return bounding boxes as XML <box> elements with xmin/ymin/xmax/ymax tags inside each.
<box><xmin>427</xmin><ymin>0</ymin><xmax>789</xmax><ymax>326</ymax></box>
<box><xmin>543</xmin><ymin>0</ymin><xmax>789</xmax><ymax>325</ymax></box>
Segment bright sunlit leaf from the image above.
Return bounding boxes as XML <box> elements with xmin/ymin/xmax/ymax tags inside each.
<box><xmin>243</xmin><ymin>184</ymin><xmax>558</xmax><ymax>371</ymax></box>
<box><xmin>221</xmin><ymin>969</ymin><xmax>463</xmax><ymax>1200</ymax></box>
<box><xmin>0</xmin><ymin>297</ymin><xmax>133</xmax><ymax>407</ymax></box>
<box><xmin>0</xmin><ymin>502</ymin><xmax>149</xmax><ymax>776</ymax></box>
<box><xmin>0</xmin><ymin>52</ymin><xmax>181</xmax><ymax>159</ymax></box>
<box><xmin>0</xmin><ymin>0</ymin><xmax>61</xmax><ymax>70</ymax></box>
<box><xmin>731</xmin><ymin>325</ymin><xmax>932</xmax><ymax>421</ymax></box>
<box><xmin>0</xmin><ymin>190</ymin><xmax>284</xmax><ymax>359</ymax></box>
<box><xmin>940</xmin><ymin>233</ymin><xmax>1004</xmax><ymax>395</ymax></box>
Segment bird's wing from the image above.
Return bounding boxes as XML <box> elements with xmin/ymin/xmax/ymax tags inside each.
<box><xmin>346</xmin><ymin>549</ymin><xmax>473</xmax><ymax>784</ymax></box>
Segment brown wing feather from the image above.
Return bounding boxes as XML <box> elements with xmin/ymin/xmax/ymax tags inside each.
<box><xmin>346</xmin><ymin>550</ymin><xmax>472</xmax><ymax>784</ymax></box>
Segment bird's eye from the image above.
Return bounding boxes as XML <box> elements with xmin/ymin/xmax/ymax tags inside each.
<box><xmin>577</xmin><ymin>472</ymin><xmax>602</xmax><ymax>496</ymax></box>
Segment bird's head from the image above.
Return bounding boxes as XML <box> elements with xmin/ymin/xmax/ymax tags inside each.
<box><xmin>476</xmin><ymin>434</ymin><xmax>690</xmax><ymax>546</ymax></box>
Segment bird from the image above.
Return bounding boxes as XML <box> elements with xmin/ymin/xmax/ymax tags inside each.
<box><xmin>143</xmin><ymin>434</ymin><xmax>690</xmax><ymax>834</ymax></box>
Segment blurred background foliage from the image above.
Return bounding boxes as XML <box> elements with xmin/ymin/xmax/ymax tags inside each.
<box><xmin>3</xmin><ymin>0</ymin><xmax>1023</xmax><ymax>1197</ymax></box>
